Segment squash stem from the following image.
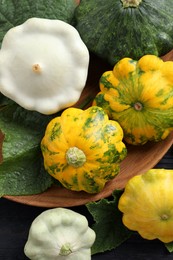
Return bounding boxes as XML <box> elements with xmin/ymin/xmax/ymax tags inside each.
<box><xmin>32</xmin><ymin>63</ymin><xmax>42</xmax><ymax>73</ymax></box>
<box><xmin>59</xmin><ymin>243</ymin><xmax>72</xmax><ymax>256</ymax></box>
<box><xmin>66</xmin><ymin>146</ymin><xmax>86</xmax><ymax>168</ymax></box>
<box><xmin>160</xmin><ymin>213</ymin><xmax>170</xmax><ymax>221</ymax></box>
<box><xmin>133</xmin><ymin>102</ymin><xmax>143</xmax><ymax>111</ymax></box>
<box><xmin>121</xmin><ymin>0</ymin><xmax>142</xmax><ymax>8</ymax></box>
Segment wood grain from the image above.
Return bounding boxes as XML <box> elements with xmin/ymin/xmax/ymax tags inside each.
<box><xmin>4</xmin><ymin>51</ymin><xmax>173</xmax><ymax>208</ymax></box>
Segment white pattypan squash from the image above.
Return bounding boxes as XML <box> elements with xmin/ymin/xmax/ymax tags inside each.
<box><xmin>24</xmin><ymin>208</ymin><xmax>96</xmax><ymax>260</ymax></box>
<box><xmin>0</xmin><ymin>18</ymin><xmax>89</xmax><ymax>115</ymax></box>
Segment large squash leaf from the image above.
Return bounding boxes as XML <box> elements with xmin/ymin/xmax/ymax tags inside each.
<box><xmin>0</xmin><ymin>0</ymin><xmax>79</xmax><ymax>46</ymax></box>
<box><xmin>0</xmin><ymin>103</ymin><xmax>57</xmax><ymax>196</ymax></box>
<box><xmin>87</xmin><ymin>190</ymin><xmax>132</xmax><ymax>255</ymax></box>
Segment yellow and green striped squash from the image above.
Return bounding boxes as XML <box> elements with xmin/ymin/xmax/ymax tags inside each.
<box><xmin>93</xmin><ymin>55</ymin><xmax>173</xmax><ymax>145</ymax></box>
<box><xmin>41</xmin><ymin>106</ymin><xmax>127</xmax><ymax>193</ymax></box>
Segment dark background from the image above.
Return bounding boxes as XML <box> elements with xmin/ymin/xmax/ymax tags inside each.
<box><xmin>0</xmin><ymin>146</ymin><xmax>173</xmax><ymax>260</ymax></box>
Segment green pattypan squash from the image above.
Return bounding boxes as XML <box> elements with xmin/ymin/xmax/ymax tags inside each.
<box><xmin>75</xmin><ymin>0</ymin><xmax>173</xmax><ymax>65</ymax></box>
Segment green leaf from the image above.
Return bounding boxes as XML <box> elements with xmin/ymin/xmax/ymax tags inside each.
<box><xmin>0</xmin><ymin>94</ymin><xmax>11</xmax><ymax>108</ymax></box>
<box><xmin>0</xmin><ymin>0</ymin><xmax>79</xmax><ymax>46</ymax></box>
<box><xmin>0</xmin><ymin>149</ymin><xmax>53</xmax><ymax>196</ymax></box>
<box><xmin>86</xmin><ymin>190</ymin><xmax>132</xmax><ymax>255</ymax></box>
<box><xmin>0</xmin><ymin>130</ymin><xmax>4</xmax><ymax>164</ymax></box>
<box><xmin>165</xmin><ymin>242</ymin><xmax>173</xmax><ymax>253</ymax></box>
<box><xmin>1</xmin><ymin>103</ymin><xmax>55</xmax><ymax>133</ymax></box>
<box><xmin>0</xmin><ymin>104</ymin><xmax>54</xmax><ymax>196</ymax></box>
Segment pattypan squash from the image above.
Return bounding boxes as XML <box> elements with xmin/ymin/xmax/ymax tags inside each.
<box><xmin>93</xmin><ymin>55</ymin><xmax>173</xmax><ymax>145</ymax></box>
<box><xmin>41</xmin><ymin>106</ymin><xmax>127</xmax><ymax>193</ymax></box>
<box><xmin>24</xmin><ymin>207</ymin><xmax>96</xmax><ymax>260</ymax></box>
<box><xmin>75</xmin><ymin>0</ymin><xmax>173</xmax><ymax>65</ymax></box>
<box><xmin>0</xmin><ymin>17</ymin><xmax>89</xmax><ymax>115</ymax></box>
<box><xmin>118</xmin><ymin>169</ymin><xmax>173</xmax><ymax>243</ymax></box>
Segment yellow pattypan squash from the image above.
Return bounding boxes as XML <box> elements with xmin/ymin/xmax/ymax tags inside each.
<box><xmin>41</xmin><ymin>106</ymin><xmax>127</xmax><ymax>193</ymax></box>
<box><xmin>93</xmin><ymin>55</ymin><xmax>173</xmax><ymax>145</ymax></box>
<box><xmin>118</xmin><ymin>169</ymin><xmax>173</xmax><ymax>243</ymax></box>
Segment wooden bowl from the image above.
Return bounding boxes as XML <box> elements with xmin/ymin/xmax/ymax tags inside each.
<box><xmin>4</xmin><ymin>51</ymin><xmax>173</xmax><ymax>208</ymax></box>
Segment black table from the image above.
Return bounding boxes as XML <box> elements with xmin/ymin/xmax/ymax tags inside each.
<box><xmin>0</xmin><ymin>146</ymin><xmax>173</xmax><ymax>260</ymax></box>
